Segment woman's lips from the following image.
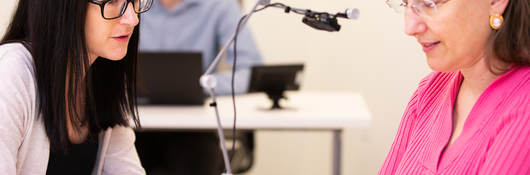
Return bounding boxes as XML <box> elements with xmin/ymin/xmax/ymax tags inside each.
<box><xmin>112</xmin><ymin>35</ymin><xmax>130</xmax><ymax>42</ymax></box>
<box><xmin>421</xmin><ymin>41</ymin><xmax>440</xmax><ymax>52</ymax></box>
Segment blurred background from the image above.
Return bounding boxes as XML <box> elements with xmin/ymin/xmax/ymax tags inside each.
<box><xmin>0</xmin><ymin>0</ymin><xmax>431</xmax><ymax>174</ymax></box>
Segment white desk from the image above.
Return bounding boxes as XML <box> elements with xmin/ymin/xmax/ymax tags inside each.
<box><xmin>136</xmin><ymin>91</ymin><xmax>371</xmax><ymax>175</ymax></box>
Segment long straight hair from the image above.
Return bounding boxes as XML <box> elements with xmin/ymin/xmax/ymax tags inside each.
<box><xmin>1</xmin><ymin>0</ymin><xmax>140</xmax><ymax>152</ymax></box>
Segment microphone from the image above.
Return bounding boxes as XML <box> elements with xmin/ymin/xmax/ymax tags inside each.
<box><xmin>263</xmin><ymin>3</ymin><xmax>359</xmax><ymax>32</ymax></box>
<box><xmin>302</xmin><ymin>8</ymin><xmax>360</xmax><ymax>32</ymax></box>
<box><xmin>302</xmin><ymin>12</ymin><xmax>341</xmax><ymax>32</ymax></box>
<box><xmin>341</xmin><ymin>8</ymin><xmax>360</xmax><ymax>19</ymax></box>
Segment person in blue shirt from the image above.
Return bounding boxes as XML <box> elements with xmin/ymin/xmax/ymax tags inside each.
<box><xmin>139</xmin><ymin>0</ymin><xmax>263</xmax><ymax>94</ymax></box>
<box><xmin>135</xmin><ymin>0</ymin><xmax>263</xmax><ymax>174</ymax></box>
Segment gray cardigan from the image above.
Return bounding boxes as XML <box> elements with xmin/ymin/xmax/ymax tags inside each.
<box><xmin>0</xmin><ymin>43</ymin><xmax>145</xmax><ymax>175</ymax></box>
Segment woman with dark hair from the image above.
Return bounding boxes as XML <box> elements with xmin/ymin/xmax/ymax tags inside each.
<box><xmin>0</xmin><ymin>0</ymin><xmax>152</xmax><ymax>174</ymax></box>
<box><xmin>379</xmin><ymin>0</ymin><xmax>529</xmax><ymax>174</ymax></box>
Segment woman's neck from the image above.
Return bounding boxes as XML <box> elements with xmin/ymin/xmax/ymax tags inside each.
<box><xmin>89</xmin><ymin>53</ymin><xmax>97</xmax><ymax>66</ymax></box>
<box><xmin>459</xmin><ymin>56</ymin><xmax>507</xmax><ymax>97</ymax></box>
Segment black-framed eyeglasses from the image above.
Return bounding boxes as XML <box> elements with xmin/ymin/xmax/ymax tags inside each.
<box><xmin>89</xmin><ymin>0</ymin><xmax>153</xmax><ymax>20</ymax></box>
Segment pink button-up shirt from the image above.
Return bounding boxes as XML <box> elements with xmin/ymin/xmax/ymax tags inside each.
<box><xmin>379</xmin><ymin>66</ymin><xmax>530</xmax><ymax>175</ymax></box>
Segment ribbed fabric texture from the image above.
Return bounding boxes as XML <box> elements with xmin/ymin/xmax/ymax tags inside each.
<box><xmin>379</xmin><ymin>66</ymin><xmax>530</xmax><ymax>175</ymax></box>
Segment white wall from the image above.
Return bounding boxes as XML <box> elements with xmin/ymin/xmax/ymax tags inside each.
<box><xmin>0</xmin><ymin>0</ymin><xmax>431</xmax><ymax>174</ymax></box>
<box><xmin>0</xmin><ymin>0</ymin><xmax>17</xmax><ymax>36</ymax></box>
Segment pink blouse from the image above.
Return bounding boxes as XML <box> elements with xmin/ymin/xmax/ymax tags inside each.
<box><xmin>379</xmin><ymin>66</ymin><xmax>530</xmax><ymax>175</ymax></box>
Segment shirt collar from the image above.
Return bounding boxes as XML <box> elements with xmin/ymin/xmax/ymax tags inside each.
<box><xmin>169</xmin><ymin>0</ymin><xmax>201</xmax><ymax>13</ymax></box>
<box><xmin>179</xmin><ymin>0</ymin><xmax>201</xmax><ymax>7</ymax></box>
<box><xmin>153</xmin><ymin>0</ymin><xmax>201</xmax><ymax>14</ymax></box>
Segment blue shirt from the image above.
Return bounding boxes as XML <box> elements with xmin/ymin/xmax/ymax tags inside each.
<box><xmin>139</xmin><ymin>0</ymin><xmax>263</xmax><ymax>95</ymax></box>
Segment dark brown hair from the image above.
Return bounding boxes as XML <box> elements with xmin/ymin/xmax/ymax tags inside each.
<box><xmin>489</xmin><ymin>0</ymin><xmax>530</xmax><ymax>71</ymax></box>
<box><xmin>1</xmin><ymin>0</ymin><xmax>140</xmax><ymax>153</ymax></box>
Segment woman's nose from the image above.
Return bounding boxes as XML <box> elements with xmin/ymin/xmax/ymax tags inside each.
<box><xmin>120</xmin><ymin>2</ymin><xmax>139</xmax><ymax>27</ymax></box>
<box><xmin>404</xmin><ymin>8</ymin><xmax>427</xmax><ymax>36</ymax></box>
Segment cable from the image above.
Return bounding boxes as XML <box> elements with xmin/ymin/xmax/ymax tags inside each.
<box><xmin>226</xmin><ymin>1</ymin><xmax>293</xmax><ymax>166</ymax></box>
<box><xmin>228</xmin><ymin>14</ymin><xmax>247</xmax><ymax>163</ymax></box>
<box><xmin>228</xmin><ymin>2</ymin><xmax>275</xmax><ymax>163</ymax></box>
<box><xmin>227</xmin><ymin>2</ymin><xmax>273</xmax><ymax>167</ymax></box>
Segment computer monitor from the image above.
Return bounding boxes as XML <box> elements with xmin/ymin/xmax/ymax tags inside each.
<box><xmin>137</xmin><ymin>52</ymin><xmax>206</xmax><ymax>105</ymax></box>
<box><xmin>248</xmin><ymin>64</ymin><xmax>304</xmax><ymax>109</ymax></box>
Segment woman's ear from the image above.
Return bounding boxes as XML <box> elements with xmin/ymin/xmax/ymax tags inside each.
<box><xmin>490</xmin><ymin>0</ymin><xmax>510</xmax><ymax>14</ymax></box>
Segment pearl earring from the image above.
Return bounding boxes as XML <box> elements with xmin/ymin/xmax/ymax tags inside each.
<box><xmin>489</xmin><ymin>13</ymin><xmax>503</xmax><ymax>30</ymax></box>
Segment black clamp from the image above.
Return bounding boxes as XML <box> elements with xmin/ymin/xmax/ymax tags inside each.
<box><xmin>284</xmin><ymin>6</ymin><xmax>291</xmax><ymax>13</ymax></box>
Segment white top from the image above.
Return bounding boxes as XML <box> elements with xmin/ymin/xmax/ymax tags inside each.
<box><xmin>137</xmin><ymin>92</ymin><xmax>371</xmax><ymax>130</ymax></box>
<box><xmin>0</xmin><ymin>43</ymin><xmax>145</xmax><ymax>175</ymax></box>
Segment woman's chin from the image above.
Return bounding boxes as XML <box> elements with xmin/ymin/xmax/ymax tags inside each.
<box><xmin>426</xmin><ymin>57</ymin><xmax>457</xmax><ymax>73</ymax></box>
<box><xmin>103</xmin><ymin>51</ymin><xmax>127</xmax><ymax>61</ymax></box>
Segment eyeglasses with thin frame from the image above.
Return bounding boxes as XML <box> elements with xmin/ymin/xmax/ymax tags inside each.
<box><xmin>385</xmin><ymin>0</ymin><xmax>449</xmax><ymax>17</ymax></box>
<box><xmin>89</xmin><ymin>0</ymin><xmax>153</xmax><ymax>20</ymax></box>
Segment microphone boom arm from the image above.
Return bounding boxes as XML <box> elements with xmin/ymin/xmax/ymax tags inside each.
<box><xmin>198</xmin><ymin>1</ymin><xmax>358</xmax><ymax>174</ymax></box>
<box><xmin>199</xmin><ymin>1</ymin><xmax>270</xmax><ymax>175</ymax></box>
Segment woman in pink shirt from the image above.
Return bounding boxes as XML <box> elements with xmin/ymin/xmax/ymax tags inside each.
<box><xmin>379</xmin><ymin>0</ymin><xmax>529</xmax><ymax>174</ymax></box>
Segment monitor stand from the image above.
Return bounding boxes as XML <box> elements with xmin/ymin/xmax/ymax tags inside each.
<box><xmin>265</xmin><ymin>89</ymin><xmax>286</xmax><ymax>110</ymax></box>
